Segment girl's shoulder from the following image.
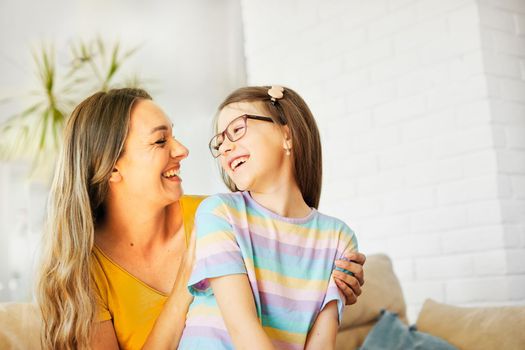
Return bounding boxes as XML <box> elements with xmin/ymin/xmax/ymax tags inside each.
<box><xmin>314</xmin><ymin>210</ymin><xmax>356</xmax><ymax>237</ymax></box>
<box><xmin>196</xmin><ymin>192</ymin><xmax>245</xmax><ymax>215</ymax></box>
<box><xmin>314</xmin><ymin>211</ymin><xmax>358</xmax><ymax>250</ymax></box>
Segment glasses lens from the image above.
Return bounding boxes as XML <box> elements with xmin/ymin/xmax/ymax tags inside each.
<box><xmin>226</xmin><ymin>117</ymin><xmax>247</xmax><ymax>142</ymax></box>
<box><xmin>209</xmin><ymin>116</ymin><xmax>248</xmax><ymax>158</ymax></box>
<box><xmin>209</xmin><ymin>134</ymin><xmax>224</xmax><ymax>157</ymax></box>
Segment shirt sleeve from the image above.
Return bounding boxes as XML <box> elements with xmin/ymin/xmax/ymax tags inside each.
<box><xmin>320</xmin><ymin>224</ymin><xmax>358</xmax><ymax>324</ymax></box>
<box><xmin>188</xmin><ymin>196</ymin><xmax>247</xmax><ymax>296</ymax></box>
<box><xmin>91</xmin><ymin>254</ymin><xmax>112</xmax><ymax>322</ymax></box>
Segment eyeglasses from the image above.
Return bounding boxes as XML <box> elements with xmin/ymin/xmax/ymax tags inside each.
<box><xmin>209</xmin><ymin>114</ymin><xmax>274</xmax><ymax>158</ymax></box>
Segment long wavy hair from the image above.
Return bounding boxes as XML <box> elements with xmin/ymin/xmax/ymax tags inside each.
<box><xmin>216</xmin><ymin>86</ymin><xmax>323</xmax><ymax>208</ymax></box>
<box><xmin>36</xmin><ymin>88</ymin><xmax>151</xmax><ymax>349</ymax></box>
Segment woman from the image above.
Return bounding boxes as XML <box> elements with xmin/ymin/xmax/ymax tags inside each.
<box><xmin>36</xmin><ymin>88</ymin><xmax>366</xmax><ymax>350</ymax></box>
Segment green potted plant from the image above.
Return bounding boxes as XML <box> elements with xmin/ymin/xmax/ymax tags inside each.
<box><xmin>0</xmin><ymin>38</ymin><xmax>143</xmax><ymax>181</ymax></box>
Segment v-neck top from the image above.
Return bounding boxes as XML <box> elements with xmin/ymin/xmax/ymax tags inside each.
<box><xmin>91</xmin><ymin>195</ymin><xmax>205</xmax><ymax>350</ymax></box>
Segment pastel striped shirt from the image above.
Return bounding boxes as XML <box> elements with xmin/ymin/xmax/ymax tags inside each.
<box><xmin>178</xmin><ymin>191</ymin><xmax>358</xmax><ymax>350</ymax></box>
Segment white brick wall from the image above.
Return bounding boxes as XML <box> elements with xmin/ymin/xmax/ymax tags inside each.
<box><xmin>479</xmin><ymin>0</ymin><xmax>525</xmax><ymax>313</ymax></box>
<box><xmin>241</xmin><ymin>0</ymin><xmax>525</xmax><ymax>321</ymax></box>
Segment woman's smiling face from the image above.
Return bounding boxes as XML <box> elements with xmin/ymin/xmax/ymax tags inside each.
<box><xmin>112</xmin><ymin>99</ymin><xmax>189</xmax><ymax>206</ymax></box>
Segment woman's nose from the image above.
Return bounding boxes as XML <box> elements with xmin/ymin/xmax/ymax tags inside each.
<box><xmin>170</xmin><ymin>137</ymin><xmax>189</xmax><ymax>159</ymax></box>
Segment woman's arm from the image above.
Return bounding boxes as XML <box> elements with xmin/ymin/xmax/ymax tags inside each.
<box><xmin>141</xmin><ymin>285</ymin><xmax>193</xmax><ymax>350</ymax></box>
<box><xmin>304</xmin><ymin>301</ymin><xmax>339</xmax><ymax>350</ymax></box>
<box><xmin>91</xmin><ymin>320</ymin><xmax>120</xmax><ymax>349</ymax></box>
<box><xmin>210</xmin><ymin>274</ymin><xmax>275</xmax><ymax>350</ymax></box>
<box><xmin>333</xmin><ymin>252</ymin><xmax>366</xmax><ymax>305</ymax></box>
<box><xmin>141</xmin><ymin>229</ymin><xmax>197</xmax><ymax>350</ymax></box>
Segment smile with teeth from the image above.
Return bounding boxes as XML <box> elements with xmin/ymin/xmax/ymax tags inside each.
<box><xmin>162</xmin><ymin>168</ymin><xmax>180</xmax><ymax>178</ymax></box>
<box><xmin>230</xmin><ymin>156</ymin><xmax>249</xmax><ymax>171</ymax></box>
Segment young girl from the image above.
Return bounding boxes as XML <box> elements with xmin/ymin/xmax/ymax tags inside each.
<box><xmin>179</xmin><ymin>86</ymin><xmax>358</xmax><ymax>349</ymax></box>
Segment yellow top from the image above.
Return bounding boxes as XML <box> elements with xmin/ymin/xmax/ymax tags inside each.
<box><xmin>91</xmin><ymin>195</ymin><xmax>205</xmax><ymax>350</ymax></box>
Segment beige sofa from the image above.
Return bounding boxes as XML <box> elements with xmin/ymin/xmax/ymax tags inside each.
<box><xmin>1</xmin><ymin>254</ymin><xmax>524</xmax><ymax>349</ymax></box>
<box><xmin>337</xmin><ymin>254</ymin><xmax>525</xmax><ymax>350</ymax></box>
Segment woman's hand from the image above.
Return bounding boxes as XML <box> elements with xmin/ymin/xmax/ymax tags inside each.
<box><xmin>142</xmin><ymin>230</ymin><xmax>197</xmax><ymax>350</ymax></box>
<box><xmin>170</xmin><ymin>229</ymin><xmax>197</xmax><ymax>304</ymax></box>
<box><xmin>333</xmin><ymin>252</ymin><xmax>366</xmax><ymax>305</ymax></box>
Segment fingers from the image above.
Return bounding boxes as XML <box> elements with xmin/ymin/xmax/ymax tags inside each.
<box><xmin>334</xmin><ymin>259</ymin><xmax>365</xmax><ymax>287</ymax></box>
<box><xmin>183</xmin><ymin>228</ymin><xmax>197</xmax><ymax>271</ymax></box>
<box><xmin>187</xmin><ymin>229</ymin><xmax>196</xmax><ymax>257</ymax></box>
<box><xmin>347</xmin><ymin>252</ymin><xmax>366</xmax><ymax>266</ymax></box>
<box><xmin>333</xmin><ymin>270</ymin><xmax>362</xmax><ymax>297</ymax></box>
<box><xmin>334</xmin><ymin>277</ymin><xmax>357</xmax><ymax>305</ymax></box>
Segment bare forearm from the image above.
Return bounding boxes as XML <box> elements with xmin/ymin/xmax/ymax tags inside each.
<box><xmin>228</xmin><ymin>318</ymin><xmax>275</xmax><ymax>350</ymax></box>
<box><xmin>305</xmin><ymin>301</ymin><xmax>338</xmax><ymax>350</ymax></box>
<box><xmin>142</xmin><ymin>291</ymin><xmax>192</xmax><ymax>350</ymax></box>
<box><xmin>210</xmin><ymin>275</ymin><xmax>275</xmax><ymax>350</ymax></box>
<box><xmin>143</xmin><ymin>222</ymin><xmax>197</xmax><ymax>350</ymax></box>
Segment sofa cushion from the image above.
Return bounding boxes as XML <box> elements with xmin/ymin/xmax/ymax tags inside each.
<box><xmin>360</xmin><ymin>310</ymin><xmax>457</xmax><ymax>350</ymax></box>
<box><xmin>0</xmin><ymin>302</ymin><xmax>42</xmax><ymax>350</ymax></box>
<box><xmin>340</xmin><ymin>254</ymin><xmax>407</xmax><ymax>329</ymax></box>
<box><xmin>416</xmin><ymin>299</ymin><xmax>525</xmax><ymax>350</ymax></box>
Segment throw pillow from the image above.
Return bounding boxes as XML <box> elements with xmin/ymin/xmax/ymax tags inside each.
<box><xmin>359</xmin><ymin>310</ymin><xmax>457</xmax><ymax>350</ymax></box>
<box><xmin>416</xmin><ymin>299</ymin><xmax>525</xmax><ymax>350</ymax></box>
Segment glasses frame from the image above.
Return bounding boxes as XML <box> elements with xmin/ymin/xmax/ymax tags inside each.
<box><xmin>209</xmin><ymin>114</ymin><xmax>275</xmax><ymax>158</ymax></box>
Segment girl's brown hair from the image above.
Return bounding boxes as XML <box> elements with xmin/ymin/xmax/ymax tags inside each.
<box><xmin>36</xmin><ymin>88</ymin><xmax>151</xmax><ymax>349</ymax></box>
<box><xmin>216</xmin><ymin>86</ymin><xmax>322</xmax><ymax>208</ymax></box>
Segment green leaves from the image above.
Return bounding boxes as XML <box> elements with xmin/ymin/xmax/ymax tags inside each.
<box><xmin>0</xmin><ymin>38</ymin><xmax>142</xmax><ymax>180</ymax></box>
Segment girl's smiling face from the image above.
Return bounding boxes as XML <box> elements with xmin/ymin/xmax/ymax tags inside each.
<box><xmin>216</xmin><ymin>101</ymin><xmax>292</xmax><ymax>192</ymax></box>
<box><xmin>111</xmin><ymin>99</ymin><xmax>189</xmax><ymax>206</ymax></box>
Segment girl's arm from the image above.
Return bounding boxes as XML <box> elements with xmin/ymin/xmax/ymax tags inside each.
<box><xmin>304</xmin><ymin>301</ymin><xmax>339</xmax><ymax>350</ymax></box>
<box><xmin>210</xmin><ymin>274</ymin><xmax>275</xmax><ymax>350</ymax></box>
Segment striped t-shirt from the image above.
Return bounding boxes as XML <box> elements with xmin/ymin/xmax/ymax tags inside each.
<box><xmin>179</xmin><ymin>191</ymin><xmax>358</xmax><ymax>350</ymax></box>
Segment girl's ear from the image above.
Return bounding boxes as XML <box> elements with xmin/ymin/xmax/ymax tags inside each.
<box><xmin>281</xmin><ymin>125</ymin><xmax>292</xmax><ymax>150</ymax></box>
<box><xmin>109</xmin><ymin>167</ymin><xmax>122</xmax><ymax>183</ymax></box>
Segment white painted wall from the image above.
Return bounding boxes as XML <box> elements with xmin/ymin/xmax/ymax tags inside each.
<box><xmin>0</xmin><ymin>0</ymin><xmax>245</xmax><ymax>301</ymax></box>
<box><xmin>240</xmin><ymin>0</ymin><xmax>525</xmax><ymax>321</ymax></box>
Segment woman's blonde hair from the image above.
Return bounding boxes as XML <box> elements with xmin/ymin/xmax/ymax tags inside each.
<box><xmin>216</xmin><ymin>86</ymin><xmax>323</xmax><ymax>208</ymax></box>
<box><xmin>36</xmin><ymin>88</ymin><xmax>151</xmax><ymax>349</ymax></box>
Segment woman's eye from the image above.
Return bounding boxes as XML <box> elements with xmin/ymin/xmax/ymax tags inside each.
<box><xmin>155</xmin><ymin>139</ymin><xmax>167</xmax><ymax>146</ymax></box>
<box><xmin>233</xmin><ymin>126</ymin><xmax>245</xmax><ymax>134</ymax></box>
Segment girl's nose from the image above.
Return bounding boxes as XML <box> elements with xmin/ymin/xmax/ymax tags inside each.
<box><xmin>219</xmin><ymin>138</ymin><xmax>235</xmax><ymax>156</ymax></box>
